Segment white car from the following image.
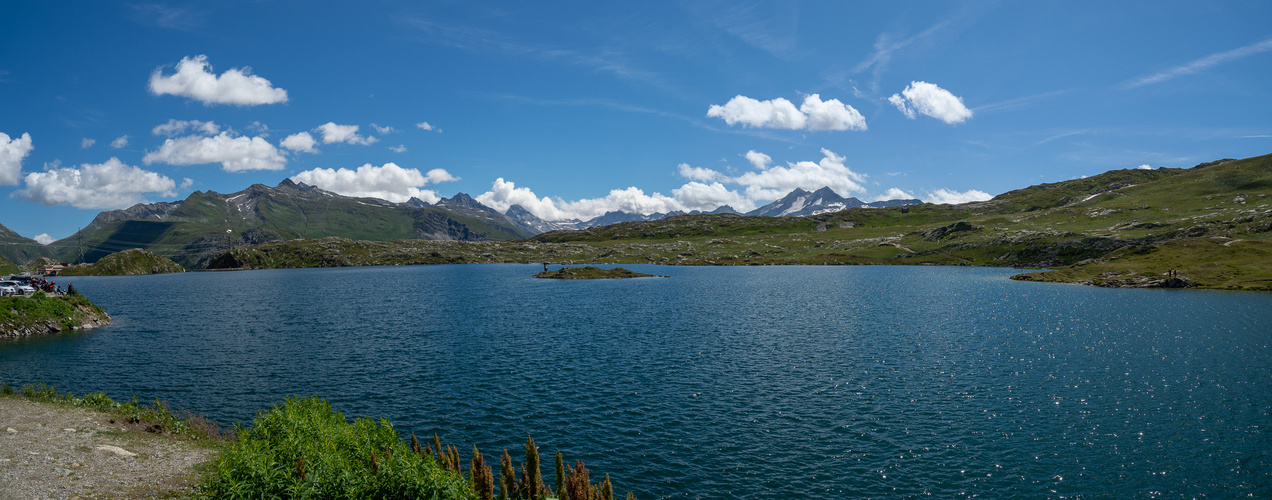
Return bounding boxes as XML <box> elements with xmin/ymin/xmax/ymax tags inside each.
<box><xmin>0</xmin><ymin>283</ymin><xmax>14</xmax><ymax>296</ymax></box>
<box><xmin>0</xmin><ymin>281</ymin><xmax>34</xmax><ymax>296</ymax></box>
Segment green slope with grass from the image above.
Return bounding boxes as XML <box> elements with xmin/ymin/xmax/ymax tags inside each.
<box><xmin>0</xmin><ymin>222</ymin><xmax>48</xmax><ymax>266</ymax></box>
<box><xmin>44</xmin><ymin>180</ymin><xmax>532</xmax><ymax>270</ymax></box>
<box><xmin>203</xmin><ymin>153</ymin><xmax>1272</xmax><ymax>291</ymax></box>
<box><xmin>57</xmin><ymin>248</ymin><xmax>185</xmax><ymax>276</ymax></box>
<box><xmin>0</xmin><ymin>292</ymin><xmax>111</xmax><ymax>338</ymax></box>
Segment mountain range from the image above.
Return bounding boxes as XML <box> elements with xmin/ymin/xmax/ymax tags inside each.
<box><xmin>0</xmin><ymin>182</ymin><xmax>917</xmax><ymax>268</ymax></box>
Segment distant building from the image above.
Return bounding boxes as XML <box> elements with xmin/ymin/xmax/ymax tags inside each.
<box><xmin>38</xmin><ymin>263</ymin><xmax>69</xmax><ymax>276</ymax></box>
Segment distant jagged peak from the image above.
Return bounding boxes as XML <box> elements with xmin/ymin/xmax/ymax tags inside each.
<box><xmin>437</xmin><ymin>192</ymin><xmax>502</xmax><ymax>215</ymax></box>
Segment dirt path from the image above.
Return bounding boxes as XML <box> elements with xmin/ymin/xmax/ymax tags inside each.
<box><xmin>0</xmin><ymin>397</ymin><xmax>215</xmax><ymax>499</ymax></box>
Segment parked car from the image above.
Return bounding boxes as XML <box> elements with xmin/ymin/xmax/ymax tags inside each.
<box><xmin>0</xmin><ymin>282</ymin><xmax>15</xmax><ymax>296</ymax></box>
<box><xmin>0</xmin><ymin>281</ymin><xmax>35</xmax><ymax>296</ymax></box>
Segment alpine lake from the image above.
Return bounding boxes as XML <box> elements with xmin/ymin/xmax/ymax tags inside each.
<box><xmin>1</xmin><ymin>264</ymin><xmax>1268</xmax><ymax>499</ymax></box>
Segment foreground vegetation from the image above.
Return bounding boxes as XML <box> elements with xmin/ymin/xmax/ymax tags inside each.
<box><xmin>2</xmin><ymin>384</ymin><xmax>633</xmax><ymax>499</ymax></box>
<box><xmin>199</xmin><ymin>154</ymin><xmax>1272</xmax><ymax>291</ymax></box>
<box><xmin>0</xmin><ymin>292</ymin><xmax>111</xmax><ymax>338</ymax></box>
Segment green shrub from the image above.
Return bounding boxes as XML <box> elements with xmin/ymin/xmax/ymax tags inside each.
<box><xmin>198</xmin><ymin>396</ymin><xmax>475</xmax><ymax>499</ymax></box>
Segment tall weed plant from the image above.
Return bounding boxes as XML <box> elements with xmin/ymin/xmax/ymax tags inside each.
<box><xmin>199</xmin><ymin>396</ymin><xmax>475</xmax><ymax>499</ymax></box>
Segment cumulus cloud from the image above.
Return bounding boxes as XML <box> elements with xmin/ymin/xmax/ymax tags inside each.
<box><xmin>706</xmin><ymin>94</ymin><xmax>867</xmax><ymax>131</ymax></box>
<box><xmin>290</xmin><ymin>163</ymin><xmax>458</xmax><ymax>204</ymax></box>
<box><xmin>316</xmin><ymin>122</ymin><xmax>378</xmax><ymax>145</ymax></box>
<box><xmin>888</xmin><ymin>81</ymin><xmax>973</xmax><ymax>124</ymax></box>
<box><xmin>671</xmin><ymin>181</ymin><xmax>752</xmax><ymax>212</ymax></box>
<box><xmin>1136</xmin><ymin>164</ymin><xmax>1153</xmax><ymax>170</ymax></box>
<box><xmin>800</xmin><ymin>94</ymin><xmax>867</xmax><ymax>131</ymax></box>
<box><xmin>153</xmin><ymin>119</ymin><xmax>220</xmax><ymax>137</ymax></box>
<box><xmin>389</xmin><ymin>144</ymin><xmax>407</xmax><ymax>153</ymax></box>
<box><xmin>370</xmin><ymin>123</ymin><xmax>396</xmax><ymax>135</ymax></box>
<box><xmin>111</xmin><ymin>135</ymin><xmax>129</xmax><ymax>148</ymax></box>
<box><xmin>81</xmin><ymin>138</ymin><xmax>96</xmax><ymax>148</ymax></box>
<box><xmin>875</xmin><ymin>188</ymin><xmax>917</xmax><ymax>201</ymax></box>
<box><xmin>745</xmin><ymin>150</ymin><xmax>772</xmax><ymax>169</ymax></box>
<box><xmin>416</xmin><ymin>122</ymin><xmax>441</xmax><ymax>132</ymax></box>
<box><xmin>17</xmin><ymin>158</ymin><xmax>176</xmax><ymax>209</ymax></box>
<box><xmin>925</xmin><ymin>188</ymin><xmax>992</xmax><ymax>204</ymax></box>
<box><xmin>32</xmin><ymin>233</ymin><xmax>55</xmax><ymax>245</ymax></box>
<box><xmin>707</xmin><ymin>95</ymin><xmax>805</xmax><ymax>129</ymax></box>
<box><xmin>734</xmin><ymin>148</ymin><xmax>867</xmax><ymax>197</ymax></box>
<box><xmin>1</xmin><ymin>132</ymin><xmax>34</xmax><ymax>185</ymax></box>
<box><xmin>481</xmin><ymin>148</ymin><xmax>874</xmax><ymax>220</ymax></box>
<box><xmin>143</xmin><ymin>132</ymin><xmax>286</xmax><ymax>172</ymax></box>
<box><xmin>476</xmin><ymin>178</ymin><xmax>571</xmax><ymax>220</ymax></box>
<box><xmin>148</xmin><ymin>55</ymin><xmax>289</xmax><ymax>106</ymax></box>
<box><xmin>678</xmin><ymin>163</ymin><xmax>726</xmax><ymax>183</ymax></box>
<box><xmin>280</xmin><ymin>132</ymin><xmax>318</xmax><ymax>153</ymax></box>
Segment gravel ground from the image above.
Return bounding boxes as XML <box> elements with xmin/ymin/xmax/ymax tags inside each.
<box><xmin>0</xmin><ymin>397</ymin><xmax>215</xmax><ymax>499</ymax></box>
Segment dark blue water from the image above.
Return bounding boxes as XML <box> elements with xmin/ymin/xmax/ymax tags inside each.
<box><xmin>2</xmin><ymin>265</ymin><xmax>1269</xmax><ymax>499</ymax></box>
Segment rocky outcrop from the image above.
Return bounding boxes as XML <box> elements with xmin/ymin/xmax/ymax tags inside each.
<box><xmin>922</xmin><ymin>221</ymin><xmax>983</xmax><ymax>241</ymax></box>
<box><xmin>1</xmin><ymin>294</ymin><xmax>111</xmax><ymax>339</ymax></box>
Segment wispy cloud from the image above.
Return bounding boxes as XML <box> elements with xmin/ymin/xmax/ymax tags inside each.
<box><xmin>400</xmin><ymin>17</ymin><xmax>672</xmax><ymax>92</ymax></box>
<box><xmin>851</xmin><ymin>6</ymin><xmax>988</xmax><ymax>95</ymax></box>
<box><xmin>128</xmin><ymin>4</ymin><xmax>205</xmax><ymax>30</ymax></box>
<box><xmin>1121</xmin><ymin>37</ymin><xmax>1272</xmax><ymax>89</ymax></box>
<box><xmin>973</xmin><ymin>89</ymin><xmax>1074</xmax><ymax>114</ymax></box>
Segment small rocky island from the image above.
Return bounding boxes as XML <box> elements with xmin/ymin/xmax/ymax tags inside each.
<box><xmin>534</xmin><ymin>266</ymin><xmax>665</xmax><ymax>280</ymax></box>
<box><xmin>0</xmin><ymin>293</ymin><xmax>111</xmax><ymax>339</ymax></box>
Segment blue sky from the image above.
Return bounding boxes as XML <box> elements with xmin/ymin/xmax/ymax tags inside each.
<box><xmin>2</xmin><ymin>1</ymin><xmax>1270</xmax><ymax>242</ymax></box>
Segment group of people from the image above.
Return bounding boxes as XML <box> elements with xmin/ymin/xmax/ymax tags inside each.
<box><xmin>2</xmin><ymin>275</ymin><xmax>74</xmax><ymax>296</ymax></box>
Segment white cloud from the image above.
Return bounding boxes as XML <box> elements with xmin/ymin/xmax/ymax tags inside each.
<box><xmin>370</xmin><ymin>123</ymin><xmax>396</xmax><ymax>135</ymax></box>
<box><xmin>389</xmin><ymin>144</ymin><xmax>407</xmax><ymax>153</ymax></box>
<box><xmin>152</xmin><ymin>119</ymin><xmax>220</xmax><ymax>137</ymax></box>
<box><xmin>416</xmin><ymin>121</ymin><xmax>441</xmax><ymax>133</ymax></box>
<box><xmin>17</xmin><ymin>157</ymin><xmax>176</xmax><ymax>209</ymax></box>
<box><xmin>180</xmin><ymin>178</ymin><xmax>194</xmax><ymax>190</ymax></box>
<box><xmin>799</xmin><ymin>94</ymin><xmax>867</xmax><ymax>131</ymax></box>
<box><xmin>32</xmin><ymin>233</ymin><xmax>54</xmax><ymax>245</ymax></box>
<box><xmin>483</xmin><ymin>148</ymin><xmax>873</xmax><ymax>220</ymax></box>
<box><xmin>887</xmin><ymin>94</ymin><xmax>915</xmax><ymax>119</ymax></box>
<box><xmin>707</xmin><ymin>95</ymin><xmax>806</xmax><ymax>129</ymax></box>
<box><xmin>745</xmin><ymin>150</ymin><xmax>772</xmax><ymax>169</ymax></box>
<box><xmin>476</xmin><ymin>178</ymin><xmax>571</xmax><ymax>220</ymax></box>
<box><xmin>707</xmin><ymin>94</ymin><xmax>867</xmax><ymax>132</ymax></box>
<box><xmin>925</xmin><ymin>188</ymin><xmax>992</xmax><ymax>205</ymax></box>
<box><xmin>888</xmin><ymin>81</ymin><xmax>973</xmax><ymax>124</ymax></box>
<box><xmin>671</xmin><ymin>181</ymin><xmax>753</xmax><ymax>212</ymax></box>
<box><xmin>111</xmin><ymin>135</ymin><xmax>129</xmax><ymax>148</ymax></box>
<box><xmin>290</xmin><ymin>163</ymin><xmax>458</xmax><ymax>204</ymax></box>
<box><xmin>81</xmin><ymin>138</ymin><xmax>96</xmax><ymax>148</ymax></box>
<box><xmin>561</xmin><ymin>187</ymin><xmax>681</xmax><ymax>219</ymax></box>
<box><xmin>280</xmin><ymin>132</ymin><xmax>318</xmax><ymax>153</ymax></box>
<box><xmin>733</xmin><ymin>148</ymin><xmax>867</xmax><ymax>197</ymax></box>
<box><xmin>0</xmin><ymin>132</ymin><xmax>33</xmax><ymax>185</ymax></box>
<box><xmin>678</xmin><ymin>163</ymin><xmax>725</xmax><ymax>183</ymax></box>
<box><xmin>1136</xmin><ymin>164</ymin><xmax>1153</xmax><ymax>170</ymax></box>
<box><xmin>148</xmin><ymin>55</ymin><xmax>289</xmax><ymax>106</ymax></box>
<box><xmin>875</xmin><ymin>188</ymin><xmax>917</xmax><ymax>202</ymax></box>
<box><xmin>316</xmin><ymin>122</ymin><xmax>378</xmax><ymax>145</ymax></box>
<box><xmin>143</xmin><ymin>132</ymin><xmax>286</xmax><ymax>172</ymax></box>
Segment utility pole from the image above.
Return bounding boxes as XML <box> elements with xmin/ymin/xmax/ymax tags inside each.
<box><xmin>76</xmin><ymin>228</ymin><xmax>84</xmax><ymax>264</ymax></box>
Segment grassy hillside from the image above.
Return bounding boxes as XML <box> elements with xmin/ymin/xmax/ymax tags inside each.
<box><xmin>207</xmin><ymin>153</ymin><xmax>1272</xmax><ymax>290</ymax></box>
<box><xmin>44</xmin><ymin>181</ymin><xmax>532</xmax><ymax>270</ymax></box>
<box><xmin>58</xmin><ymin>249</ymin><xmax>185</xmax><ymax>276</ymax></box>
<box><xmin>0</xmin><ymin>222</ymin><xmax>48</xmax><ymax>266</ymax></box>
<box><xmin>0</xmin><ymin>254</ymin><xmax>18</xmax><ymax>275</ymax></box>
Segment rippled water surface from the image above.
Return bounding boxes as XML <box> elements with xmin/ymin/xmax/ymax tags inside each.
<box><xmin>2</xmin><ymin>264</ymin><xmax>1269</xmax><ymax>498</ymax></box>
